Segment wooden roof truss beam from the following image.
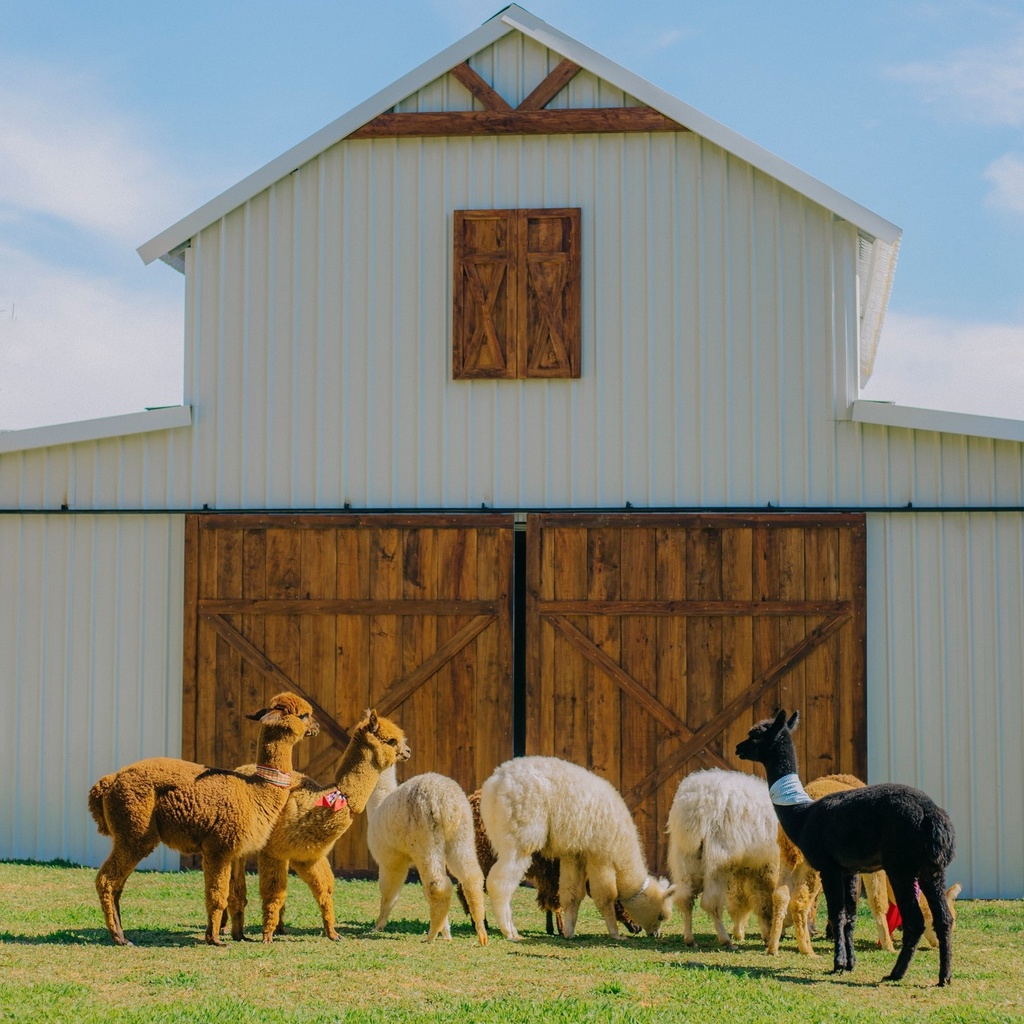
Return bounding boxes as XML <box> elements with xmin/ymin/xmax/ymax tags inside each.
<box><xmin>349</xmin><ymin>58</ymin><xmax>688</xmax><ymax>138</ymax></box>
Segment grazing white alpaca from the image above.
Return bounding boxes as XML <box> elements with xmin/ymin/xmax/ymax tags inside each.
<box><xmin>365</xmin><ymin>766</ymin><xmax>488</xmax><ymax>945</ymax></box>
<box><xmin>667</xmin><ymin>768</ymin><xmax>783</xmax><ymax>950</ymax></box>
<box><xmin>480</xmin><ymin>756</ymin><xmax>675</xmax><ymax>941</ymax></box>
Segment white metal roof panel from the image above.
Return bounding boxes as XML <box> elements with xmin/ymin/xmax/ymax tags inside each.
<box><xmin>0</xmin><ymin>405</ymin><xmax>192</xmax><ymax>455</ymax></box>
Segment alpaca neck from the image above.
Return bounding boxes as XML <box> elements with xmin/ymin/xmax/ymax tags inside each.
<box><xmin>364</xmin><ymin>765</ymin><xmax>398</xmax><ymax>822</ymax></box>
<box><xmin>762</xmin><ymin>734</ymin><xmax>812</xmax><ymax>843</ymax></box>
<box><xmin>255</xmin><ymin>729</ymin><xmax>297</xmax><ymax>777</ymax></box>
<box><xmin>612</xmin><ymin>840</ymin><xmax>650</xmax><ymax>899</ymax></box>
<box><xmin>333</xmin><ymin>743</ymin><xmax>391</xmax><ymax>814</ymax></box>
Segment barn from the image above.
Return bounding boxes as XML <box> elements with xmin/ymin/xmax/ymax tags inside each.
<box><xmin>1</xmin><ymin>6</ymin><xmax>1022</xmax><ymax>896</ymax></box>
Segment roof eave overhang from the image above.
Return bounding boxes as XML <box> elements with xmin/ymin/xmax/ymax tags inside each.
<box><xmin>138</xmin><ymin>3</ymin><xmax>901</xmax><ymax>270</ymax></box>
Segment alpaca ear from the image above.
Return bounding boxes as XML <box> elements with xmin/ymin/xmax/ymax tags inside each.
<box><xmin>772</xmin><ymin>709</ymin><xmax>788</xmax><ymax>730</ymax></box>
<box><xmin>247</xmin><ymin>707</ymin><xmax>284</xmax><ymax>725</ymax></box>
<box><xmin>786</xmin><ymin>711</ymin><xmax>800</xmax><ymax>732</ymax></box>
<box><xmin>368</xmin><ymin>709</ymin><xmax>379</xmax><ymax>732</ymax></box>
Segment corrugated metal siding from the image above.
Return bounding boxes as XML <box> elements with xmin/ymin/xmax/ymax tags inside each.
<box><xmin>867</xmin><ymin>512</ymin><xmax>1024</xmax><ymax>897</ymax></box>
<box><xmin>0</xmin><ymin>514</ymin><xmax>184</xmax><ymax>869</ymax></box>
<box><xmin>0</xmin><ymin>429</ymin><xmax>192</xmax><ymax>510</ymax></box>
<box><xmin>187</xmin><ymin>131</ymin><xmax>859</xmax><ymax>509</ymax></box>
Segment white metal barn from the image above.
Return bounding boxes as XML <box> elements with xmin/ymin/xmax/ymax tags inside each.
<box><xmin>1</xmin><ymin>6</ymin><xmax>1022</xmax><ymax>895</ymax></box>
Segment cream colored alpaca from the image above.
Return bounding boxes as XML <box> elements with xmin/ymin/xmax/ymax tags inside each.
<box><xmin>770</xmin><ymin>774</ymin><xmax>893</xmax><ymax>956</ymax></box>
<box><xmin>480</xmin><ymin>756</ymin><xmax>675</xmax><ymax>941</ymax></box>
<box><xmin>366</xmin><ymin>766</ymin><xmax>488</xmax><ymax>945</ymax></box>
<box><xmin>667</xmin><ymin>768</ymin><xmax>783</xmax><ymax>950</ymax></box>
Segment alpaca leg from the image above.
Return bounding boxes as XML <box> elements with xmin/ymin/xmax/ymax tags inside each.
<box><xmin>374</xmin><ymin>857</ymin><xmax>411</xmax><ymax>932</ymax></box>
<box><xmin>257</xmin><ymin>852</ymin><xmax>290</xmax><ymax>943</ymax></box>
<box><xmin>883</xmin><ymin>872</ymin><xmax>926</xmax><ymax>982</ymax></box>
<box><xmin>487</xmin><ymin>851</ymin><xmax>532</xmax><ymax>941</ymax></box>
<box><xmin>756</xmin><ymin>875</ymin><xmax>777</xmax><ymax>949</ymax></box>
<box><xmin>918</xmin><ymin>872</ymin><xmax>954</xmax><ymax>987</ymax></box>
<box><xmin>583</xmin><ymin>861</ymin><xmax>620</xmax><ymax>939</ymax></box>
<box><xmin>447</xmin><ymin>849</ymin><xmax>488</xmax><ymax>946</ymax></box>
<box><xmin>228</xmin><ymin>857</ymin><xmax>251</xmax><ymax>941</ymax></box>
<box><xmin>203</xmin><ymin>856</ymin><xmax>232</xmax><ymax>946</ymax></box>
<box><xmin>789</xmin><ymin>881</ymin><xmax>817</xmax><ymax>957</ymax></box>
<box><xmin>700</xmin><ymin>874</ymin><xmax>733</xmax><ymax>948</ymax></box>
<box><xmin>864</xmin><ymin>871</ymin><xmax>895</xmax><ymax>952</ymax></box>
<box><xmin>292</xmin><ymin>857</ymin><xmax>339</xmax><ymax>941</ymax></box>
<box><xmin>417</xmin><ymin>849</ymin><xmax>454</xmax><ymax>943</ymax></box>
<box><xmin>840</xmin><ymin>873</ymin><xmax>859</xmax><ymax>973</ymax></box>
<box><xmin>558</xmin><ymin>857</ymin><xmax>588</xmax><ymax>938</ymax></box>
<box><xmin>819</xmin><ymin>869</ymin><xmax>850</xmax><ymax>973</ymax></box>
<box><xmin>767</xmin><ymin>882</ymin><xmax>790</xmax><ymax>955</ymax></box>
<box><xmin>674</xmin><ymin>877</ymin><xmax>698</xmax><ymax>946</ymax></box>
<box><xmin>95</xmin><ymin>840</ymin><xmax>150</xmax><ymax>946</ymax></box>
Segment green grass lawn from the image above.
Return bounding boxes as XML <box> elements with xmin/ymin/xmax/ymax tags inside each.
<box><xmin>1</xmin><ymin>860</ymin><xmax>1021</xmax><ymax>1023</ymax></box>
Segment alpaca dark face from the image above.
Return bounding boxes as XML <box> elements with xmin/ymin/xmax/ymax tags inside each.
<box><xmin>735</xmin><ymin>709</ymin><xmax>797</xmax><ymax>764</ymax></box>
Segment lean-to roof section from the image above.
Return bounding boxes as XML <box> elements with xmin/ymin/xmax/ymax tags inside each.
<box><xmin>138</xmin><ymin>5</ymin><xmax>901</xmax><ymax>266</ymax></box>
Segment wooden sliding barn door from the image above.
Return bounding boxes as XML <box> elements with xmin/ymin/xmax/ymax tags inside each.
<box><xmin>525</xmin><ymin>512</ymin><xmax>866</xmax><ymax>875</ymax></box>
<box><xmin>183</xmin><ymin>513</ymin><xmax>514</xmax><ymax>874</ymax></box>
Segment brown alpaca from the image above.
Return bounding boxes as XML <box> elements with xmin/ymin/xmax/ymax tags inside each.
<box><xmin>769</xmin><ymin>774</ymin><xmax>892</xmax><ymax>956</ymax></box>
<box><xmin>456</xmin><ymin>789</ymin><xmax>641</xmax><ymax>937</ymax></box>
<box><xmin>88</xmin><ymin>692</ymin><xmax>319</xmax><ymax>946</ymax></box>
<box><xmin>228</xmin><ymin>709</ymin><xmax>411</xmax><ymax>942</ymax></box>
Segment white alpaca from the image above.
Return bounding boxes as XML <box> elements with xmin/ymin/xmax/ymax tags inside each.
<box><xmin>480</xmin><ymin>755</ymin><xmax>675</xmax><ymax>941</ymax></box>
<box><xmin>667</xmin><ymin>768</ymin><xmax>783</xmax><ymax>950</ymax></box>
<box><xmin>365</xmin><ymin>766</ymin><xmax>488</xmax><ymax>945</ymax></box>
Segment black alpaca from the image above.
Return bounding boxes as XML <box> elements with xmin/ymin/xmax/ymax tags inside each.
<box><xmin>735</xmin><ymin>710</ymin><xmax>956</xmax><ymax>986</ymax></box>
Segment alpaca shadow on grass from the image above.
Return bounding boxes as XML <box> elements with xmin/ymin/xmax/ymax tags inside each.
<box><xmin>666</xmin><ymin>959</ymin><xmax>890</xmax><ymax>989</ymax></box>
<box><xmin>0</xmin><ymin>927</ymin><xmax>201</xmax><ymax>948</ymax></box>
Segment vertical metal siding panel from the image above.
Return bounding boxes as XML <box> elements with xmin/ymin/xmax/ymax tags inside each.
<box><xmin>0</xmin><ymin>520</ymin><xmax>20</xmax><ymax>857</ymax></box>
<box><xmin>292</xmin><ymin>161</ymin><xmax>321</xmax><ymax>505</ymax></box>
<box><xmin>317</xmin><ymin>151</ymin><xmax>343</xmax><ymax>506</ymax></box>
<box><xmin>996</xmin><ymin>514</ymin><xmax>1024</xmax><ymax>894</ymax></box>
<box><xmin>868</xmin><ymin>511</ymin><xmax>1024</xmax><ymax>896</ymax></box>
<box><xmin>803</xmin><ymin>204</ymin><xmax>835</xmax><ymax>503</ymax></box>
<box><xmin>0</xmin><ymin>515</ymin><xmax>181</xmax><ymax>868</ymax></box>
<box><xmin>218</xmin><ymin>211</ymin><xmax>245</xmax><ymax>508</ymax></box>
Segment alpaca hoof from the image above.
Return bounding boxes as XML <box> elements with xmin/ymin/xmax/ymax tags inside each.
<box><xmin>205</xmin><ymin>936</ymin><xmax>227</xmax><ymax>947</ymax></box>
<box><xmin>683</xmin><ymin>937</ymin><xmax>696</xmax><ymax>948</ymax></box>
<box><xmin>112</xmin><ymin>936</ymin><xmax>134</xmax><ymax>947</ymax></box>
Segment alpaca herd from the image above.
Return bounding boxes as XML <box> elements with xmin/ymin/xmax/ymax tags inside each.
<box><xmin>89</xmin><ymin>698</ymin><xmax>959</xmax><ymax>987</ymax></box>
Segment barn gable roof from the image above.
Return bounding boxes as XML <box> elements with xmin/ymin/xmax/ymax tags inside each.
<box><xmin>137</xmin><ymin>4</ymin><xmax>901</xmax><ymax>381</ymax></box>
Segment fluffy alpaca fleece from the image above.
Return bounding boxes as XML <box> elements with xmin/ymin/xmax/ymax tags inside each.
<box><xmin>667</xmin><ymin>768</ymin><xmax>782</xmax><ymax>950</ymax></box>
<box><xmin>456</xmin><ymin>790</ymin><xmax>641</xmax><ymax>937</ymax></box>
<box><xmin>480</xmin><ymin>756</ymin><xmax>674</xmax><ymax>941</ymax></box>
<box><xmin>772</xmin><ymin>774</ymin><xmax>893</xmax><ymax>956</ymax></box>
<box><xmin>88</xmin><ymin>692</ymin><xmax>318</xmax><ymax>946</ymax></box>
<box><xmin>737</xmin><ymin>710</ymin><xmax>957</xmax><ymax>986</ymax></box>
<box><xmin>365</xmin><ymin>766</ymin><xmax>487</xmax><ymax>945</ymax></box>
<box><xmin>229</xmin><ymin>709</ymin><xmax>410</xmax><ymax>942</ymax></box>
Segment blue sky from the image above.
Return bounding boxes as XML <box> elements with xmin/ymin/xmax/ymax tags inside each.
<box><xmin>1</xmin><ymin>1</ymin><xmax>1022</xmax><ymax>430</ymax></box>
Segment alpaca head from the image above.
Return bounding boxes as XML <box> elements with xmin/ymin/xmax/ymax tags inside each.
<box><xmin>353</xmin><ymin>709</ymin><xmax>411</xmax><ymax>770</ymax></box>
<box><xmin>246</xmin><ymin>692</ymin><xmax>320</xmax><ymax>741</ymax></box>
<box><xmin>735</xmin><ymin>708</ymin><xmax>799</xmax><ymax>767</ymax></box>
<box><xmin>621</xmin><ymin>876</ymin><xmax>675</xmax><ymax>938</ymax></box>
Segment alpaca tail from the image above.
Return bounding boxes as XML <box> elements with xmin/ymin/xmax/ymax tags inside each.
<box><xmin>925</xmin><ymin>805</ymin><xmax>957</xmax><ymax>870</ymax></box>
<box><xmin>88</xmin><ymin>774</ymin><xmax>117</xmax><ymax>836</ymax></box>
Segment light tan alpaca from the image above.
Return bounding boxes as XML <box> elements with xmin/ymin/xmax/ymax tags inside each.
<box><xmin>229</xmin><ymin>709</ymin><xmax>410</xmax><ymax>942</ymax></box>
<box><xmin>769</xmin><ymin>773</ymin><xmax>892</xmax><ymax>956</ymax></box>
<box><xmin>88</xmin><ymin>692</ymin><xmax>318</xmax><ymax>946</ymax></box>
<box><xmin>886</xmin><ymin>877</ymin><xmax>962</xmax><ymax>948</ymax></box>
<box><xmin>366</xmin><ymin>766</ymin><xmax>488</xmax><ymax>945</ymax></box>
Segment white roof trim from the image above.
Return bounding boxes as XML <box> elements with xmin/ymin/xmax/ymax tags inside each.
<box><xmin>852</xmin><ymin>400</ymin><xmax>1024</xmax><ymax>444</ymax></box>
<box><xmin>0</xmin><ymin>405</ymin><xmax>192</xmax><ymax>455</ymax></box>
<box><xmin>138</xmin><ymin>4</ymin><xmax>900</xmax><ymax>268</ymax></box>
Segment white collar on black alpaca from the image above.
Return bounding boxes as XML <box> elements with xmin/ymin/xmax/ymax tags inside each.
<box><xmin>769</xmin><ymin>774</ymin><xmax>813</xmax><ymax>806</ymax></box>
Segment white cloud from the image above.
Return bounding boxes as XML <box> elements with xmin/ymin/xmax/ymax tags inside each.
<box><xmin>889</xmin><ymin>29</ymin><xmax>1024</xmax><ymax>126</ymax></box>
<box><xmin>0</xmin><ymin>246</ymin><xmax>183</xmax><ymax>431</ymax></box>
<box><xmin>0</xmin><ymin>61</ymin><xmax>197</xmax><ymax>246</ymax></box>
<box><xmin>984</xmin><ymin>152</ymin><xmax>1024</xmax><ymax>214</ymax></box>
<box><xmin>862</xmin><ymin>311</ymin><xmax>1024</xmax><ymax>419</ymax></box>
